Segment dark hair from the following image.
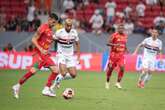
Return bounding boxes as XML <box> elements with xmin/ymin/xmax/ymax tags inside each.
<box><xmin>49</xmin><ymin>13</ymin><xmax>59</xmax><ymax>21</ymax></box>
<box><xmin>152</xmin><ymin>27</ymin><xmax>158</xmax><ymax>31</ymax></box>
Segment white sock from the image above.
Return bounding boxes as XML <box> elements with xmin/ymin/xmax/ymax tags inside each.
<box><xmin>16</xmin><ymin>83</ymin><xmax>21</xmax><ymax>87</ymax></box>
<box><xmin>143</xmin><ymin>73</ymin><xmax>149</xmax><ymax>83</ymax></box>
<box><xmin>53</xmin><ymin>73</ymin><xmax>73</xmax><ymax>88</ymax></box>
<box><xmin>44</xmin><ymin>86</ymin><xmax>50</xmax><ymax>90</ymax></box>
<box><xmin>55</xmin><ymin>74</ymin><xmax>64</xmax><ymax>84</ymax></box>
<box><xmin>64</xmin><ymin>73</ymin><xmax>73</xmax><ymax>80</ymax></box>
<box><xmin>139</xmin><ymin>71</ymin><xmax>146</xmax><ymax>82</ymax></box>
<box><xmin>14</xmin><ymin>83</ymin><xmax>21</xmax><ymax>88</ymax></box>
<box><xmin>51</xmin><ymin>74</ymin><xmax>64</xmax><ymax>89</ymax></box>
<box><xmin>145</xmin><ymin>74</ymin><xmax>152</xmax><ymax>84</ymax></box>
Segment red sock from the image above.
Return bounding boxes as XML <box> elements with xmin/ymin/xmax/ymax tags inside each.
<box><xmin>117</xmin><ymin>70</ymin><xmax>124</xmax><ymax>82</ymax></box>
<box><xmin>106</xmin><ymin>67</ymin><xmax>114</xmax><ymax>82</ymax></box>
<box><xmin>19</xmin><ymin>71</ymin><xmax>34</xmax><ymax>85</ymax></box>
<box><xmin>46</xmin><ymin>72</ymin><xmax>58</xmax><ymax>87</ymax></box>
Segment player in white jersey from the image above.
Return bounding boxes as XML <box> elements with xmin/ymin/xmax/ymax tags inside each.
<box><xmin>133</xmin><ymin>28</ymin><xmax>163</xmax><ymax>88</ymax></box>
<box><xmin>51</xmin><ymin>18</ymin><xmax>80</xmax><ymax>90</ymax></box>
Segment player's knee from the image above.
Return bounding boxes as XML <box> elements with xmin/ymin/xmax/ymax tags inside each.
<box><xmin>144</xmin><ymin>69</ymin><xmax>149</xmax><ymax>73</ymax></box>
<box><xmin>148</xmin><ymin>71</ymin><xmax>152</xmax><ymax>75</ymax></box>
<box><xmin>60</xmin><ymin>72</ymin><xmax>66</xmax><ymax>77</ymax></box>
<box><xmin>52</xmin><ymin>69</ymin><xmax>58</xmax><ymax>73</ymax></box>
<box><xmin>71</xmin><ymin>74</ymin><xmax>77</xmax><ymax>78</ymax></box>
<box><xmin>50</xmin><ymin>66</ymin><xmax>58</xmax><ymax>73</ymax></box>
<box><xmin>70</xmin><ymin>72</ymin><xmax>77</xmax><ymax>78</ymax></box>
<box><xmin>120</xmin><ymin>66</ymin><xmax>125</xmax><ymax>72</ymax></box>
<box><xmin>108</xmin><ymin>63</ymin><xmax>113</xmax><ymax>69</ymax></box>
<box><xmin>60</xmin><ymin>70</ymin><xmax>67</xmax><ymax>76</ymax></box>
<box><xmin>30</xmin><ymin>67</ymin><xmax>37</xmax><ymax>74</ymax></box>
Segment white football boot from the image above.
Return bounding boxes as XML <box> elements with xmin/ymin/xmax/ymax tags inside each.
<box><xmin>42</xmin><ymin>86</ymin><xmax>56</xmax><ymax>97</ymax></box>
<box><xmin>105</xmin><ymin>82</ymin><xmax>110</xmax><ymax>89</ymax></box>
<box><xmin>12</xmin><ymin>84</ymin><xmax>20</xmax><ymax>99</ymax></box>
<box><xmin>115</xmin><ymin>82</ymin><xmax>122</xmax><ymax>89</ymax></box>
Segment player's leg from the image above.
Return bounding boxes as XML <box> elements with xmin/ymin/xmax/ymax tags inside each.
<box><xmin>144</xmin><ymin>71</ymin><xmax>152</xmax><ymax>84</ymax></box>
<box><xmin>41</xmin><ymin>55</ymin><xmax>59</xmax><ymax>97</ymax></box>
<box><xmin>51</xmin><ymin>62</ymin><xmax>68</xmax><ymax>90</ymax></box>
<box><xmin>51</xmin><ymin>55</ymin><xmax>76</xmax><ymax>89</ymax></box>
<box><xmin>115</xmin><ymin>65</ymin><xmax>125</xmax><ymax>89</ymax></box>
<box><xmin>64</xmin><ymin>56</ymin><xmax>77</xmax><ymax>80</ymax></box>
<box><xmin>45</xmin><ymin>65</ymin><xmax>59</xmax><ymax>88</ymax></box>
<box><xmin>138</xmin><ymin>59</ymin><xmax>149</xmax><ymax>88</ymax></box>
<box><xmin>12</xmin><ymin>63</ymin><xmax>39</xmax><ymax>99</ymax></box>
<box><xmin>67</xmin><ymin>66</ymin><xmax>77</xmax><ymax>79</ymax></box>
<box><xmin>105</xmin><ymin>62</ymin><xmax>115</xmax><ymax>89</ymax></box>
<box><xmin>114</xmin><ymin>57</ymin><xmax>125</xmax><ymax>89</ymax></box>
<box><xmin>137</xmin><ymin>68</ymin><xmax>149</xmax><ymax>88</ymax></box>
<box><xmin>142</xmin><ymin>60</ymin><xmax>155</xmax><ymax>86</ymax></box>
<box><xmin>106</xmin><ymin>63</ymin><xmax>114</xmax><ymax>82</ymax></box>
<box><xmin>42</xmin><ymin>65</ymin><xmax>59</xmax><ymax>97</ymax></box>
<box><xmin>138</xmin><ymin>69</ymin><xmax>146</xmax><ymax>85</ymax></box>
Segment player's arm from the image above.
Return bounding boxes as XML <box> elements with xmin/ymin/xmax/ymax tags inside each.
<box><xmin>158</xmin><ymin>49</ymin><xmax>163</xmax><ymax>59</ymax></box>
<box><xmin>158</xmin><ymin>41</ymin><xmax>163</xmax><ymax>63</ymax></box>
<box><xmin>31</xmin><ymin>32</ymin><xmax>47</xmax><ymax>55</ymax></box>
<box><xmin>106</xmin><ymin>34</ymin><xmax>115</xmax><ymax>46</ymax></box>
<box><xmin>75</xmin><ymin>40</ymin><xmax>80</xmax><ymax>63</ymax></box>
<box><xmin>159</xmin><ymin>50</ymin><xmax>163</xmax><ymax>64</ymax></box>
<box><xmin>132</xmin><ymin>38</ymin><xmax>147</xmax><ymax>55</ymax></box>
<box><xmin>106</xmin><ymin>43</ymin><xmax>120</xmax><ymax>46</ymax></box>
<box><xmin>132</xmin><ymin>43</ymin><xmax>144</xmax><ymax>55</ymax></box>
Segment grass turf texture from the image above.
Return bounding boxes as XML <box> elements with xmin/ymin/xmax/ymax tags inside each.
<box><xmin>0</xmin><ymin>70</ymin><xmax>165</xmax><ymax>110</ymax></box>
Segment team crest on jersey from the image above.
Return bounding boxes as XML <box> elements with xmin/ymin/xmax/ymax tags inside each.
<box><xmin>45</xmin><ymin>29</ymin><xmax>49</xmax><ymax>32</ymax></box>
<box><xmin>117</xmin><ymin>38</ymin><xmax>121</xmax><ymax>41</ymax></box>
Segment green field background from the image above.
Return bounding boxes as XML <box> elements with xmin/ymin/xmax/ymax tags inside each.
<box><xmin>0</xmin><ymin>70</ymin><xmax>165</xmax><ymax>110</ymax></box>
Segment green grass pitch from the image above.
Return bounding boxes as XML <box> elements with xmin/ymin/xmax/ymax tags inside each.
<box><xmin>0</xmin><ymin>69</ymin><xmax>165</xmax><ymax>110</ymax></box>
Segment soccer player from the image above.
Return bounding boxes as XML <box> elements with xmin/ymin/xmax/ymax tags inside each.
<box><xmin>50</xmin><ymin>18</ymin><xmax>80</xmax><ymax>91</ymax></box>
<box><xmin>133</xmin><ymin>28</ymin><xmax>162</xmax><ymax>88</ymax></box>
<box><xmin>12</xmin><ymin>13</ymin><xmax>59</xmax><ymax>98</ymax></box>
<box><xmin>105</xmin><ymin>24</ymin><xmax>128</xmax><ymax>89</ymax></box>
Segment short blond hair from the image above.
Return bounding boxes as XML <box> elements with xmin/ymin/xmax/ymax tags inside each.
<box><xmin>65</xmin><ymin>18</ymin><xmax>73</xmax><ymax>25</ymax></box>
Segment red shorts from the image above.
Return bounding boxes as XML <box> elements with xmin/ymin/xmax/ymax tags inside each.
<box><xmin>108</xmin><ymin>52</ymin><xmax>125</xmax><ymax>67</ymax></box>
<box><xmin>33</xmin><ymin>49</ymin><xmax>55</xmax><ymax>69</ymax></box>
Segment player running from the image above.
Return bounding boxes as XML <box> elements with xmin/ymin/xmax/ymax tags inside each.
<box><xmin>50</xmin><ymin>18</ymin><xmax>80</xmax><ymax>91</ymax></box>
<box><xmin>12</xmin><ymin>13</ymin><xmax>59</xmax><ymax>98</ymax></box>
<box><xmin>133</xmin><ymin>28</ymin><xmax>163</xmax><ymax>88</ymax></box>
<box><xmin>105</xmin><ymin>24</ymin><xmax>128</xmax><ymax>89</ymax></box>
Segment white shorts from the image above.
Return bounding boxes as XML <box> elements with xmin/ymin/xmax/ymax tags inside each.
<box><xmin>142</xmin><ymin>58</ymin><xmax>155</xmax><ymax>71</ymax></box>
<box><xmin>57</xmin><ymin>54</ymin><xmax>77</xmax><ymax>68</ymax></box>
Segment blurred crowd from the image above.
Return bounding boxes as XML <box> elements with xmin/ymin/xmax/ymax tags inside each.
<box><xmin>63</xmin><ymin>0</ymin><xmax>165</xmax><ymax>35</ymax></box>
<box><xmin>0</xmin><ymin>0</ymin><xmax>165</xmax><ymax>35</ymax></box>
<box><xmin>1</xmin><ymin>42</ymin><xmax>35</xmax><ymax>52</ymax></box>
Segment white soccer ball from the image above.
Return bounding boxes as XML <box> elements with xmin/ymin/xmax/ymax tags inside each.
<box><xmin>62</xmin><ymin>88</ymin><xmax>74</xmax><ymax>99</ymax></box>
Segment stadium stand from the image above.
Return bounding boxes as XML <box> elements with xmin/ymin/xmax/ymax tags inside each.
<box><xmin>0</xmin><ymin>0</ymin><xmax>165</xmax><ymax>52</ymax></box>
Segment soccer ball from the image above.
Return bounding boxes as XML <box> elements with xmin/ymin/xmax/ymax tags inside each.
<box><xmin>62</xmin><ymin>88</ymin><xmax>74</xmax><ymax>99</ymax></box>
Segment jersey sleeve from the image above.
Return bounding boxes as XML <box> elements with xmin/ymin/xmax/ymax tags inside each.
<box><xmin>52</xmin><ymin>34</ymin><xmax>57</xmax><ymax>40</ymax></box>
<box><xmin>141</xmin><ymin>38</ymin><xmax>147</xmax><ymax>45</ymax></box>
<box><xmin>53</xmin><ymin>30</ymin><xmax>60</xmax><ymax>40</ymax></box>
<box><xmin>37</xmin><ymin>24</ymin><xmax>45</xmax><ymax>35</ymax></box>
<box><xmin>55</xmin><ymin>30</ymin><xmax>61</xmax><ymax>39</ymax></box>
